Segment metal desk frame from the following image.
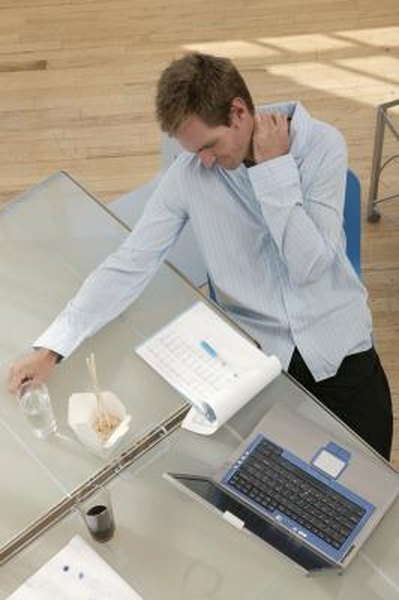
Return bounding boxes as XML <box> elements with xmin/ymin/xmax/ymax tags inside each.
<box><xmin>367</xmin><ymin>99</ymin><xmax>399</xmax><ymax>222</ymax></box>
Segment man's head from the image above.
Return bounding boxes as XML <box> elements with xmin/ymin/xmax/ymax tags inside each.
<box><xmin>156</xmin><ymin>53</ymin><xmax>255</xmax><ymax>169</ymax></box>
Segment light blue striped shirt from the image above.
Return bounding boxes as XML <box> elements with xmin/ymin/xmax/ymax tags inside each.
<box><xmin>36</xmin><ymin>101</ymin><xmax>372</xmax><ymax>381</ymax></box>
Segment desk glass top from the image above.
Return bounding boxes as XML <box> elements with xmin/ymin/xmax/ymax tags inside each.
<box><xmin>1</xmin><ymin>373</ymin><xmax>398</xmax><ymax>599</ymax></box>
<box><xmin>0</xmin><ymin>172</ymin><xmax>398</xmax><ymax>599</ymax></box>
<box><xmin>0</xmin><ymin>172</ymin><xmax>201</xmax><ymax>555</ymax></box>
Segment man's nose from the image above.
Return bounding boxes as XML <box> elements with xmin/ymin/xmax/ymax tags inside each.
<box><xmin>198</xmin><ymin>149</ymin><xmax>216</xmax><ymax>168</ymax></box>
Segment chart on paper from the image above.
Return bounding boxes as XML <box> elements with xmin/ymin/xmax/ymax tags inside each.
<box><xmin>136</xmin><ymin>302</ymin><xmax>282</xmax><ymax>434</ymax></box>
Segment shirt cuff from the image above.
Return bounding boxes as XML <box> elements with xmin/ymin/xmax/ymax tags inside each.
<box><xmin>248</xmin><ymin>153</ymin><xmax>300</xmax><ymax>197</ymax></box>
<box><xmin>33</xmin><ymin>346</ymin><xmax>64</xmax><ymax>363</ymax></box>
<box><xmin>33</xmin><ymin>317</ymin><xmax>84</xmax><ymax>359</ymax></box>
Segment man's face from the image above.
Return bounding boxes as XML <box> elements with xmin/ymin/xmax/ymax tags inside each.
<box><xmin>175</xmin><ymin>98</ymin><xmax>254</xmax><ymax>170</ymax></box>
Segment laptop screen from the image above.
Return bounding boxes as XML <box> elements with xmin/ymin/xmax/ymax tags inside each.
<box><xmin>168</xmin><ymin>473</ymin><xmax>336</xmax><ymax>572</ymax></box>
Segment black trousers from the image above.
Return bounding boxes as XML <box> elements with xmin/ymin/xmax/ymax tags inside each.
<box><xmin>288</xmin><ymin>346</ymin><xmax>393</xmax><ymax>460</ymax></box>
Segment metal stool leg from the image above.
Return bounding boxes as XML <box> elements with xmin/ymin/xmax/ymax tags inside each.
<box><xmin>367</xmin><ymin>99</ymin><xmax>399</xmax><ymax>223</ymax></box>
<box><xmin>367</xmin><ymin>106</ymin><xmax>385</xmax><ymax>222</ymax></box>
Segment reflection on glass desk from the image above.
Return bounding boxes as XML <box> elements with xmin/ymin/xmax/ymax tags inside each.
<box><xmin>0</xmin><ymin>171</ymin><xmax>211</xmax><ymax>560</ymax></box>
<box><xmin>1</xmin><ymin>375</ymin><xmax>398</xmax><ymax>599</ymax></box>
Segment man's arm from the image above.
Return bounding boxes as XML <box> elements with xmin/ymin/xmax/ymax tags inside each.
<box><xmin>7</xmin><ymin>162</ymin><xmax>188</xmax><ymax>392</ymax></box>
<box><xmin>249</xmin><ymin>112</ymin><xmax>348</xmax><ymax>286</ymax></box>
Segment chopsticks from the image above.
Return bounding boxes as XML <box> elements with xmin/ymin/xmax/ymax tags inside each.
<box><xmin>85</xmin><ymin>352</ymin><xmax>112</xmax><ymax>429</ymax></box>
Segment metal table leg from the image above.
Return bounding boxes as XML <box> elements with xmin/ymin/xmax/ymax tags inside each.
<box><xmin>367</xmin><ymin>99</ymin><xmax>399</xmax><ymax>222</ymax></box>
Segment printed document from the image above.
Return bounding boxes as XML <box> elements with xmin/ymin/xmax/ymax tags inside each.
<box><xmin>136</xmin><ymin>302</ymin><xmax>281</xmax><ymax>434</ymax></box>
<box><xmin>7</xmin><ymin>535</ymin><xmax>142</xmax><ymax>599</ymax></box>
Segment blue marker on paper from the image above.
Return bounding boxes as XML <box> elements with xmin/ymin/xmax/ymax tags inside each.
<box><xmin>199</xmin><ymin>340</ymin><xmax>218</xmax><ymax>359</ymax></box>
<box><xmin>199</xmin><ymin>340</ymin><xmax>238</xmax><ymax>375</ymax></box>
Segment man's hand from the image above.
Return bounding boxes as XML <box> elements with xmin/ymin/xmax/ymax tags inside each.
<box><xmin>252</xmin><ymin>113</ymin><xmax>290</xmax><ymax>164</ymax></box>
<box><xmin>7</xmin><ymin>349</ymin><xmax>59</xmax><ymax>394</ymax></box>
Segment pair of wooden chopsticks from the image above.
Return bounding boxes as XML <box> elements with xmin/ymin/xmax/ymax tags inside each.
<box><xmin>85</xmin><ymin>353</ymin><xmax>112</xmax><ymax>429</ymax></box>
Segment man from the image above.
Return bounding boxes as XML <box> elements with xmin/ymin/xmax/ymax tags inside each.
<box><xmin>8</xmin><ymin>53</ymin><xmax>393</xmax><ymax>459</ymax></box>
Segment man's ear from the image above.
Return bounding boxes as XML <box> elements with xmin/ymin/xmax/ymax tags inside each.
<box><xmin>230</xmin><ymin>96</ymin><xmax>248</xmax><ymax>120</ymax></box>
<box><xmin>230</xmin><ymin>97</ymin><xmax>249</xmax><ymax>125</ymax></box>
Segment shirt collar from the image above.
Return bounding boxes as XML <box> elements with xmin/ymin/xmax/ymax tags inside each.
<box><xmin>256</xmin><ymin>101</ymin><xmax>312</xmax><ymax>162</ymax></box>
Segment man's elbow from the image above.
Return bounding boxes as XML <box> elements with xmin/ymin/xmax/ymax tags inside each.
<box><xmin>288</xmin><ymin>252</ymin><xmax>332</xmax><ymax>286</ymax></box>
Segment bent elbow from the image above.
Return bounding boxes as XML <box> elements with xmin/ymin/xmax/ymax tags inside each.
<box><xmin>288</xmin><ymin>249</ymin><xmax>334</xmax><ymax>286</ymax></box>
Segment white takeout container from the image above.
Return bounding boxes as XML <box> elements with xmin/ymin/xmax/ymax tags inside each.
<box><xmin>68</xmin><ymin>391</ymin><xmax>131</xmax><ymax>454</ymax></box>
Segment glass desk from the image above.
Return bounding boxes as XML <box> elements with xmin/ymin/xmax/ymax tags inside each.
<box><xmin>0</xmin><ymin>171</ymin><xmax>214</xmax><ymax>560</ymax></box>
<box><xmin>1</xmin><ymin>373</ymin><xmax>398</xmax><ymax>599</ymax></box>
<box><xmin>0</xmin><ymin>172</ymin><xmax>398</xmax><ymax>598</ymax></box>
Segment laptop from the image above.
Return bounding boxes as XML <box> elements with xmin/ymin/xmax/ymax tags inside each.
<box><xmin>165</xmin><ymin>400</ymin><xmax>399</xmax><ymax>573</ymax></box>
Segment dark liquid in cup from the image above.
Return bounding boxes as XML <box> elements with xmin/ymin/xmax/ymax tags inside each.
<box><xmin>86</xmin><ymin>504</ymin><xmax>115</xmax><ymax>542</ymax></box>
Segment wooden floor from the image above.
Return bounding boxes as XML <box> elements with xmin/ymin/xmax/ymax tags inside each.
<box><xmin>0</xmin><ymin>0</ymin><xmax>398</xmax><ymax>466</ymax></box>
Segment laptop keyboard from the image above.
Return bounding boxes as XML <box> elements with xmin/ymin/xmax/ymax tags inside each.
<box><xmin>226</xmin><ymin>437</ymin><xmax>366</xmax><ymax>550</ymax></box>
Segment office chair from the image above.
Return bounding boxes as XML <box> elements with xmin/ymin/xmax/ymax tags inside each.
<box><xmin>208</xmin><ymin>168</ymin><xmax>362</xmax><ymax>302</ymax></box>
<box><xmin>344</xmin><ymin>169</ymin><xmax>362</xmax><ymax>277</ymax></box>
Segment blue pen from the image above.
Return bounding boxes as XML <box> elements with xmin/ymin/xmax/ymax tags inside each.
<box><xmin>199</xmin><ymin>340</ymin><xmax>219</xmax><ymax>359</ymax></box>
<box><xmin>199</xmin><ymin>340</ymin><xmax>238</xmax><ymax>376</ymax></box>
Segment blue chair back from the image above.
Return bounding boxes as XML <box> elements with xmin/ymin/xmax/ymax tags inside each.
<box><xmin>344</xmin><ymin>169</ymin><xmax>361</xmax><ymax>276</ymax></box>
